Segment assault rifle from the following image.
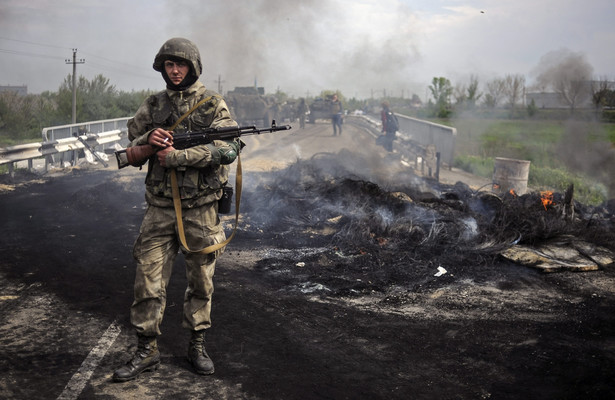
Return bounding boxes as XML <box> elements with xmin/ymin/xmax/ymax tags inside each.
<box><xmin>115</xmin><ymin>120</ymin><xmax>291</xmax><ymax>169</ymax></box>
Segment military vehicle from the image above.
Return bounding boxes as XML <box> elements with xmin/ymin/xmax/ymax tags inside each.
<box><xmin>225</xmin><ymin>87</ymin><xmax>278</xmax><ymax>126</ymax></box>
<box><xmin>308</xmin><ymin>96</ymin><xmax>333</xmax><ymax>123</ymax></box>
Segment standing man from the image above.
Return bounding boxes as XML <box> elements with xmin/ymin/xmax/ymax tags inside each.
<box><xmin>330</xmin><ymin>94</ymin><xmax>343</xmax><ymax>136</ymax></box>
<box><xmin>113</xmin><ymin>37</ymin><xmax>241</xmax><ymax>382</ymax></box>
<box><xmin>297</xmin><ymin>98</ymin><xmax>307</xmax><ymax>129</ymax></box>
<box><xmin>380</xmin><ymin>101</ymin><xmax>398</xmax><ymax>152</ymax></box>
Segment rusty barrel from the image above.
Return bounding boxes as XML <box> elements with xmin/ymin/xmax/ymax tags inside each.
<box><xmin>492</xmin><ymin>157</ymin><xmax>530</xmax><ymax>195</ymax></box>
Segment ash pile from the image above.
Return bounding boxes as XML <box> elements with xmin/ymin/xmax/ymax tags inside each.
<box><xmin>235</xmin><ymin>150</ymin><xmax>615</xmax><ymax>296</ymax></box>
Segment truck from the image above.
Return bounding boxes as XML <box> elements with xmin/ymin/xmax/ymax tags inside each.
<box><xmin>308</xmin><ymin>96</ymin><xmax>333</xmax><ymax>123</ymax></box>
<box><xmin>225</xmin><ymin>87</ymin><xmax>278</xmax><ymax>126</ymax></box>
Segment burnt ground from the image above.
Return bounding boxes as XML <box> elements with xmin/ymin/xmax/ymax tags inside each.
<box><xmin>1</xmin><ymin>117</ymin><xmax>615</xmax><ymax>400</ymax></box>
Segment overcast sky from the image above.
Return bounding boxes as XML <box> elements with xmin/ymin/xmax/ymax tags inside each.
<box><xmin>1</xmin><ymin>0</ymin><xmax>614</xmax><ymax>100</ymax></box>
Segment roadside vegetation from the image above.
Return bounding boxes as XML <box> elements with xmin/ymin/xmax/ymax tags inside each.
<box><xmin>0</xmin><ymin>74</ymin><xmax>152</xmax><ymax>147</ymax></box>
<box><xmin>396</xmin><ymin>102</ymin><xmax>614</xmax><ymax>205</ymax></box>
<box><xmin>375</xmin><ymin>50</ymin><xmax>615</xmax><ymax>206</ymax></box>
<box><xmin>2</xmin><ymin>63</ymin><xmax>614</xmax><ymax>205</ymax></box>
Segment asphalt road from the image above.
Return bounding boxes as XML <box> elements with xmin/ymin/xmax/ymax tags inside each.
<box><xmin>1</xmin><ymin>117</ymin><xmax>614</xmax><ymax>400</ymax></box>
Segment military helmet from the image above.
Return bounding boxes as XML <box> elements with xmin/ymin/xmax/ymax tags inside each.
<box><xmin>153</xmin><ymin>37</ymin><xmax>202</xmax><ymax>77</ymax></box>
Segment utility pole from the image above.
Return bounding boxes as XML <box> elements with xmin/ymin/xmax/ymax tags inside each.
<box><xmin>215</xmin><ymin>74</ymin><xmax>225</xmax><ymax>94</ymax></box>
<box><xmin>65</xmin><ymin>49</ymin><xmax>85</xmax><ymax>126</ymax></box>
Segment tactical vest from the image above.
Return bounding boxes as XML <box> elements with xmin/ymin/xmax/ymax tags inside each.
<box><xmin>136</xmin><ymin>83</ymin><xmax>230</xmax><ymax>208</ymax></box>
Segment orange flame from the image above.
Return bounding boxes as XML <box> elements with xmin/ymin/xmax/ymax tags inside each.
<box><xmin>509</xmin><ymin>189</ymin><xmax>517</xmax><ymax>197</ymax></box>
<box><xmin>540</xmin><ymin>191</ymin><xmax>553</xmax><ymax>210</ymax></box>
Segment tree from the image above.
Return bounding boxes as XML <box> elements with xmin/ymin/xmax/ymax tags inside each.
<box><xmin>0</xmin><ymin>91</ymin><xmax>59</xmax><ymax>143</ymax></box>
<box><xmin>0</xmin><ymin>74</ymin><xmax>150</xmax><ymax>144</ymax></box>
<box><xmin>455</xmin><ymin>75</ymin><xmax>482</xmax><ymax>110</ymax></box>
<box><xmin>504</xmin><ymin>74</ymin><xmax>526</xmax><ymax>114</ymax></box>
<box><xmin>429</xmin><ymin>77</ymin><xmax>452</xmax><ymax>118</ymax></box>
<box><xmin>484</xmin><ymin>78</ymin><xmax>506</xmax><ymax>108</ymax></box>
<box><xmin>533</xmin><ymin>49</ymin><xmax>593</xmax><ymax>113</ymax></box>
<box><xmin>453</xmin><ymin>83</ymin><xmax>467</xmax><ymax>107</ymax></box>
<box><xmin>590</xmin><ymin>76</ymin><xmax>613</xmax><ymax>111</ymax></box>
<box><xmin>466</xmin><ymin>75</ymin><xmax>482</xmax><ymax>108</ymax></box>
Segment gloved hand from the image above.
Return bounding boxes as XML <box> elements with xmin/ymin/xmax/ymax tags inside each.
<box><xmin>206</xmin><ymin>139</ymin><xmax>244</xmax><ymax>165</ymax></box>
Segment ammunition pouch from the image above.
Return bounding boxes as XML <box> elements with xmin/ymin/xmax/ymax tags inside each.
<box><xmin>218</xmin><ymin>186</ymin><xmax>233</xmax><ymax>214</ymax></box>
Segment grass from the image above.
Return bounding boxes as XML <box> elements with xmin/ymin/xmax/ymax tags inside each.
<box><xmin>449</xmin><ymin>118</ymin><xmax>615</xmax><ymax>205</ymax></box>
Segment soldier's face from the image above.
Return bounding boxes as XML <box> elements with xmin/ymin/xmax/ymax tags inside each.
<box><xmin>164</xmin><ymin>60</ymin><xmax>189</xmax><ymax>85</ymax></box>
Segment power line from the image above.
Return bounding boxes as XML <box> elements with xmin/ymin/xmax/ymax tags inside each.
<box><xmin>83</xmin><ymin>61</ymin><xmax>160</xmax><ymax>82</ymax></box>
<box><xmin>0</xmin><ymin>48</ymin><xmax>64</xmax><ymax>60</ymax></box>
<box><xmin>0</xmin><ymin>36</ymin><xmax>151</xmax><ymax>75</ymax></box>
<box><xmin>80</xmin><ymin>51</ymin><xmax>148</xmax><ymax>72</ymax></box>
<box><xmin>0</xmin><ymin>36</ymin><xmax>70</xmax><ymax>50</ymax></box>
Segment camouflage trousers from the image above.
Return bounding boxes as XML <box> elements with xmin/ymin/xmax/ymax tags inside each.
<box><xmin>130</xmin><ymin>202</ymin><xmax>226</xmax><ymax>336</ymax></box>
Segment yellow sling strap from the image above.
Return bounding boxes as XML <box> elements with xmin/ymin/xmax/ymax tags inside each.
<box><xmin>167</xmin><ymin>96</ymin><xmax>242</xmax><ymax>254</ymax></box>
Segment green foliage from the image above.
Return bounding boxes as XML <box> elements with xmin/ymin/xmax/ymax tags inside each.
<box><xmin>452</xmin><ymin>118</ymin><xmax>613</xmax><ymax>205</ymax></box>
<box><xmin>528</xmin><ymin>165</ymin><xmax>607</xmax><ymax>205</ymax></box>
<box><xmin>526</xmin><ymin>99</ymin><xmax>538</xmax><ymax>117</ymax></box>
<box><xmin>429</xmin><ymin>77</ymin><xmax>453</xmax><ymax>118</ymax></box>
<box><xmin>453</xmin><ymin>155</ymin><xmax>607</xmax><ymax>205</ymax></box>
<box><xmin>0</xmin><ymin>74</ymin><xmax>152</xmax><ymax>146</ymax></box>
<box><xmin>0</xmin><ymin>91</ymin><xmax>58</xmax><ymax>145</ymax></box>
<box><xmin>603</xmin><ymin>109</ymin><xmax>615</xmax><ymax>123</ymax></box>
<box><xmin>453</xmin><ymin>155</ymin><xmax>494</xmax><ymax>178</ymax></box>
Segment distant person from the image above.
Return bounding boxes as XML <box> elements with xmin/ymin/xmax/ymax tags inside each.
<box><xmin>112</xmin><ymin>37</ymin><xmax>241</xmax><ymax>382</ymax></box>
<box><xmin>297</xmin><ymin>98</ymin><xmax>307</xmax><ymax>129</ymax></box>
<box><xmin>380</xmin><ymin>101</ymin><xmax>398</xmax><ymax>152</ymax></box>
<box><xmin>330</xmin><ymin>94</ymin><xmax>343</xmax><ymax>136</ymax></box>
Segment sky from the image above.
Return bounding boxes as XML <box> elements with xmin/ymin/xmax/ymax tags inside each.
<box><xmin>1</xmin><ymin>0</ymin><xmax>614</xmax><ymax>101</ymax></box>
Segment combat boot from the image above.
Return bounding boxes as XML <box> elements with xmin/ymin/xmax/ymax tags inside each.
<box><xmin>112</xmin><ymin>334</ymin><xmax>160</xmax><ymax>382</ymax></box>
<box><xmin>187</xmin><ymin>330</ymin><xmax>215</xmax><ymax>375</ymax></box>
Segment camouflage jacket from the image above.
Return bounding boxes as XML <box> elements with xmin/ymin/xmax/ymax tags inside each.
<box><xmin>127</xmin><ymin>81</ymin><xmax>237</xmax><ymax>208</ymax></box>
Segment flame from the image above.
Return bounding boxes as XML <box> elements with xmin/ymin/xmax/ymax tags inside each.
<box><xmin>540</xmin><ymin>191</ymin><xmax>553</xmax><ymax>210</ymax></box>
<box><xmin>509</xmin><ymin>189</ymin><xmax>517</xmax><ymax>197</ymax></box>
<box><xmin>377</xmin><ymin>237</ymin><xmax>388</xmax><ymax>247</ymax></box>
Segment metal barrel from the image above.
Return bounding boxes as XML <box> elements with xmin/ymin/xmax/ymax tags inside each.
<box><xmin>492</xmin><ymin>157</ymin><xmax>531</xmax><ymax>195</ymax></box>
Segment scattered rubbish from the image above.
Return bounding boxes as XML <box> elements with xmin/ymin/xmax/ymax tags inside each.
<box><xmin>500</xmin><ymin>239</ymin><xmax>614</xmax><ymax>272</ymax></box>
<box><xmin>298</xmin><ymin>282</ymin><xmax>331</xmax><ymax>294</ymax></box>
<box><xmin>434</xmin><ymin>266</ymin><xmax>447</xmax><ymax>277</ymax></box>
<box><xmin>296</xmin><ymin>262</ymin><xmax>305</xmax><ymax>268</ymax></box>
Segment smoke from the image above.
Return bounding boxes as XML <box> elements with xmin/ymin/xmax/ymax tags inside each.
<box><xmin>532</xmin><ymin>49</ymin><xmax>593</xmax><ymax>95</ymax></box>
<box><xmin>555</xmin><ymin>121</ymin><xmax>615</xmax><ymax>199</ymax></box>
<box><xmin>167</xmin><ymin>0</ymin><xmax>421</xmax><ymax>97</ymax></box>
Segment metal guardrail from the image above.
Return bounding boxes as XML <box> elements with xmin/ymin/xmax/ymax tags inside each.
<box><xmin>358</xmin><ymin>113</ymin><xmax>455</xmax><ymax>180</ymax></box>
<box><xmin>0</xmin><ymin>129</ymin><xmax>126</xmax><ymax>174</ymax></box>
<box><xmin>3</xmin><ymin>114</ymin><xmax>456</xmax><ymax>180</ymax></box>
<box><xmin>395</xmin><ymin>115</ymin><xmax>456</xmax><ymax>167</ymax></box>
<box><xmin>0</xmin><ymin>118</ymin><xmax>131</xmax><ymax>176</ymax></box>
<box><xmin>42</xmin><ymin>118</ymin><xmax>131</xmax><ymax>141</ymax></box>
<box><xmin>362</xmin><ymin>113</ymin><xmax>456</xmax><ymax>168</ymax></box>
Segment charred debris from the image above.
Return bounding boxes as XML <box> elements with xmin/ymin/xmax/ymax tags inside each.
<box><xmin>236</xmin><ymin>150</ymin><xmax>615</xmax><ymax>295</ymax></box>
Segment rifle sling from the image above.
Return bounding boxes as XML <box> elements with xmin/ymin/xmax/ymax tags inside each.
<box><xmin>168</xmin><ymin>96</ymin><xmax>241</xmax><ymax>254</ymax></box>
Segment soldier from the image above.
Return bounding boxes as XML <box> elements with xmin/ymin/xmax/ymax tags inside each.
<box><xmin>297</xmin><ymin>98</ymin><xmax>307</xmax><ymax>129</ymax></box>
<box><xmin>330</xmin><ymin>94</ymin><xmax>343</xmax><ymax>136</ymax></box>
<box><xmin>113</xmin><ymin>37</ymin><xmax>241</xmax><ymax>381</ymax></box>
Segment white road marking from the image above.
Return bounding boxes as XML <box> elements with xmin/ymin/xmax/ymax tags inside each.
<box><xmin>57</xmin><ymin>320</ymin><xmax>122</xmax><ymax>400</ymax></box>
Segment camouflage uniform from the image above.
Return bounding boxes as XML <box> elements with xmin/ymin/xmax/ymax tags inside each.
<box><xmin>113</xmin><ymin>37</ymin><xmax>235</xmax><ymax>382</ymax></box>
<box><xmin>127</xmin><ymin>47</ymin><xmax>237</xmax><ymax>337</ymax></box>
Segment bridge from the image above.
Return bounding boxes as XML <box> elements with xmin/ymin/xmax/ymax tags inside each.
<box><xmin>0</xmin><ymin>114</ymin><xmax>456</xmax><ymax>179</ymax></box>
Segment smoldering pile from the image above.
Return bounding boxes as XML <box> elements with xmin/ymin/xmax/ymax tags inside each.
<box><xmin>236</xmin><ymin>151</ymin><xmax>615</xmax><ymax>294</ymax></box>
